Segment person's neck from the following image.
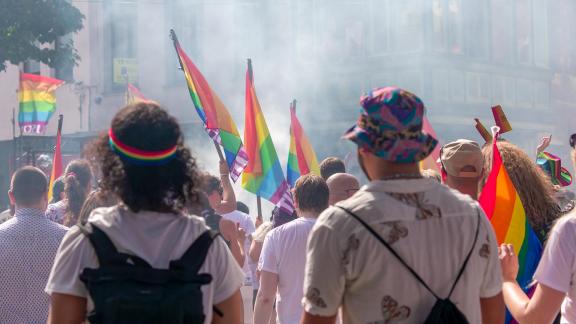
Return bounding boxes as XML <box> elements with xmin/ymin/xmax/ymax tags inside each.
<box><xmin>449</xmin><ymin>183</ymin><xmax>478</xmax><ymax>200</ymax></box>
<box><xmin>298</xmin><ymin>210</ymin><xmax>320</xmax><ymax>219</ymax></box>
<box><xmin>370</xmin><ymin>162</ymin><xmax>421</xmax><ymax>181</ymax></box>
<box><xmin>15</xmin><ymin>204</ymin><xmax>44</xmax><ymax>213</ymax></box>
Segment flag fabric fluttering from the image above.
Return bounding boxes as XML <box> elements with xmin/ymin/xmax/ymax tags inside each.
<box><xmin>419</xmin><ymin>116</ymin><xmax>441</xmax><ymax>172</ymax></box>
<box><xmin>170</xmin><ymin>30</ymin><xmax>248</xmax><ymax>182</ymax></box>
<box><xmin>126</xmin><ymin>84</ymin><xmax>149</xmax><ymax>104</ymax></box>
<box><xmin>474</xmin><ymin>118</ymin><xmax>493</xmax><ymax>143</ymax></box>
<box><xmin>18</xmin><ymin>73</ymin><xmax>64</xmax><ymax>134</ymax></box>
<box><xmin>286</xmin><ymin>100</ymin><xmax>320</xmax><ymax>187</ymax></box>
<box><xmin>479</xmin><ymin>130</ymin><xmax>542</xmax><ymax>310</ymax></box>
<box><xmin>242</xmin><ymin>59</ymin><xmax>294</xmax><ymax>212</ymax></box>
<box><xmin>47</xmin><ymin>115</ymin><xmax>64</xmax><ymax>202</ymax></box>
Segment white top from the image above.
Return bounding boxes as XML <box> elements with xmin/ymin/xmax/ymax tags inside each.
<box><xmin>45</xmin><ymin>206</ymin><xmax>245</xmax><ymax>323</ymax></box>
<box><xmin>221</xmin><ymin>210</ymin><xmax>256</xmax><ymax>283</ymax></box>
<box><xmin>302</xmin><ymin>179</ymin><xmax>502</xmax><ymax>324</ymax></box>
<box><xmin>259</xmin><ymin>216</ymin><xmax>317</xmax><ymax>324</ymax></box>
<box><xmin>0</xmin><ymin>208</ymin><xmax>67</xmax><ymax>323</ymax></box>
<box><xmin>534</xmin><ymin>213</ymin><xmax>576</xmax><ymax>323</ymax></box>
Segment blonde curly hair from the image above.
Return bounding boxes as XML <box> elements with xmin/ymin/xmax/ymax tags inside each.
<box><xmin>481</xmin><ymin>141</ymin><xmax>561</xmax><ymax>238</ymax></box>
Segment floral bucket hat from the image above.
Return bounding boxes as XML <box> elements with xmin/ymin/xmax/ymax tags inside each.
<box><xmin>343</xmin><ymin>87</ymin><xmax>438</xmax><ymax>163</ymax></box>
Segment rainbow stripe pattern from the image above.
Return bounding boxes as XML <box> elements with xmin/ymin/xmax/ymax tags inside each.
<box><xmin>479</xmin><ymin>134</ymin><xmax>542</xmax><ymax>297</ymax></box>
<box><xmin>126</xmin><ymin>83</ymin><xmax>149</xmax><ymax>104</ymax></box>
<box><xmin>171</xmin><ymin>30</ymin><xmax>248</xmax><ymax>182</ymax></box>
<box><xmin>242</xmin><ymin>60</ymin><xmax>294</xmax><ymax>213</ymax></box>
<box><xmin>287</xmin><ymin>100</ymin><xmax>320</xmax><ymax>187</ymax></box>
<box><xmin>18</xmin><ymin>73</ymin><xmax>64</xmax><ymax>133</ymax></box>
<box><xmin>108</xmin><ymin>129</ymin><xmax>177</xmax><ymax>165</ymax></box>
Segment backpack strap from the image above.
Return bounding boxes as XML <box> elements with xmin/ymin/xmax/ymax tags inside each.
<box><xmin>78</xmin><ymin>224</ymin><xmax>151</xmax><ymax>268</ymax></box>
<box><xmin>170</xmin><ymin>230</ymin><xmax>219</xmax><ymax>273</ymax></box>
<box><xmin>336</xmin><ymin>205</ymin><xmax>481</xmax><ymax>300</ymax></box>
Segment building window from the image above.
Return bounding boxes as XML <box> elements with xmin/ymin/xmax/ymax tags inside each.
<box><xmin>466</xmin><ymin>72</ymin><xmax>490</xmax><ymax>103</ymax></box>
<box><xmin>465</xmin><ymin>1</ymin><xmax>490</xmax><ymax>60</ymax></box>
<box><xmin>317</xmin><ymin>2</ymin><xmax>366</xmax><ymax>62</ymax></box>
<box><xmin>491</xmin><ymin>0</ymin><xmax>514</xmax><ymax>64</ymax></box>
<box><xmin>433</xmin><ymin>0</ymin><xmax>463</xmax><ymax>54</ymax></box>
<box><xmin>106</xmin><ymin>1</ymin><xmax>137</xmax><ymax>92</ymax></box>
<box><xmin>369</xmin><ymin>0</ymin><xmax>423</xmax><ymax>55</ymax></box>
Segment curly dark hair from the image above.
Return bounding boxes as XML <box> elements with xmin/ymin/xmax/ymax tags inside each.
<box><xmin>64</xmin><ymin>159</ymin><xmax>93</xmax><ymax>226</ymax></box>
<box><xmin>87</xmin><ymin>102</ymin><xmax>201</xmax><ymax>213</ymax></box>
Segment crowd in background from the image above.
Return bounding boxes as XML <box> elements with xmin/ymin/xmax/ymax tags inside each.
<box><xmin>1</xmin><ymin>87</ymin><xmax>576</xmax><ymax>323</ymax></box>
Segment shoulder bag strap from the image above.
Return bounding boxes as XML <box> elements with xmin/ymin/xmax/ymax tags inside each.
<box><xmin>336</xmin><ymin>206</ymin><xmax>440</xmax><ymax>299</ymax></box>
<box><xmin>446</xmin><ymin>207</ymin><xmax>481</xmax><ymax>298</ymax></box>
<box><xmin>78</xmin><ymin>224</ymin><xmax>151</xmax><ymax>267</ymax></box>
<box><xmin>171</xmin><ymin>230</ymin><xmax>220</xmax><ymax>273</ymax></box>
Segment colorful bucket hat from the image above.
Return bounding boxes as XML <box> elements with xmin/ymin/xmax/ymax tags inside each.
<box><xmin>343</xmin><ymin>87</ymin><xmax>438</xmax><ymax>163</ymax></box>
<box><xmin>537</xmin><ymin>152</ymin><xmax>572</xmax><ymax>187</ymax></box>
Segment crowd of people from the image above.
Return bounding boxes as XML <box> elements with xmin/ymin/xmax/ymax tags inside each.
<box><xmin>0</xmin><ymin>86</ymin><xmax>575</xmax><ymax>323</ymax></box>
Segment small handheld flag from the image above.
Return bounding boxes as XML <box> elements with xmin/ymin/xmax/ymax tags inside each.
<box><xmin>242</xmin><ymin>59</ymin><xmax>294</xmax><ymax>213</ymax></box>
<box><xmin>474</xmin><ymin>118</ymin><xmax>493</xmax><ymax>142</ymax></box>
<box><xmin>126</xmin><ymin>84</ymin><xmax>149</xmax><ymax>104</ymax></box>
<box><xmin>479</xmin><ymin>127</ymin><xmax>542</xmax><ymax>297</ymax></box>
<box><xmin>492</xmin><ymin>105</ymin><xmax>512</xmax><ymax>133</ymax></box>
<box><xmin>287</xmin><ymin>100</ymin><xmax>320</xmax><ymax>187</ymax></box>
<box><xmin>18</xmin><ymin>73</ymin><xmax>64</xmax><ymax>134</ymax></box>
<box><xmin>170</xmin><ymin>30</ymin><xmax>248</xmax><ymax>182</ymax></box>
<box><xmin>47</xmin><ymin>115</ymin><xmax>64</xmax><ymax>202</ymax></box>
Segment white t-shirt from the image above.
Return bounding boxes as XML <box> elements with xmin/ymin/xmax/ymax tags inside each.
<box><xmin>45</xmin><ymin>206</ymin><xmax>245</xmax><ymax>323</ymax></box>
<box><xmin>259</xmin><ymin>216</ymin><xmax>317</xmax><ymax>324</ymax></box>
<box><xmin>302</xmin><ymin>179</ymin><xmax>502</xmax><ymax>324</ymax></box>
<box><xmin>534</xmin><ymin>213</ymin><xmax>576</xmax><ymax>323</ymax></box>
<box><xmin>222</xmin><ymin>210</ymin><xmax>256</xmax><ymax>282</ymax></box>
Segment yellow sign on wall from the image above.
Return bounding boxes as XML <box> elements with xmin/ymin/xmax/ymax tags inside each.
<box><xmin>113</xmin><ymin>58</ymin><xmax>138</xmax><ymax>84</ymax></box>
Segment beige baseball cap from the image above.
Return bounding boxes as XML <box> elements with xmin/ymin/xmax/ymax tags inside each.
<box><xmin>440</xmin><ymin>139</ymin><xmax>483</xmax><ymax>178</ymax></box>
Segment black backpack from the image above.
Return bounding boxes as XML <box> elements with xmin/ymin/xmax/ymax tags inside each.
<box><xmin>78</xmin><ymin>224</ymin><xmax>218</xmax><ymax>324</ymax></box>
<box><xmin>336</xmin><ymin>206</ymin><xmax>480</xmax><ymax>324</ymax></box>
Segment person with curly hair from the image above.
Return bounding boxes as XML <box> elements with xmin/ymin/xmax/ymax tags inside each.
<box><xmin>481</xmin><ymin>141</ymin><xmax>562</xmax><ymax>242</ymax></box>
<box><xmin>45</xmin><ymin>102</ymin><xmax>244</xmax><ymax>324</ymax></box>
<box><xmin>45</xmin><ymin>160</ymin><xmax>93</xmax><ymax>227</ymax></box>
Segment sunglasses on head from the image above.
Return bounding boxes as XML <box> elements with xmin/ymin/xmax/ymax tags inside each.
<box><xmin>570</xmin><ymin>134</ymin><xmax>576</xmax><ymax>149</ymax></box>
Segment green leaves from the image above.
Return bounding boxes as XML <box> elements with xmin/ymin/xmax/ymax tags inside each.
<box><xmin>0</xmin><ymin>0</ymin><xmax>85</xmax><ymax>72</ymax></box>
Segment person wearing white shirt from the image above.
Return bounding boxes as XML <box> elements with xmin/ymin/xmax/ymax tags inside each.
<box><xmin>254</xmin><ymin>174</ymin><xmax>330</xmax><ymax>324</ymax></box>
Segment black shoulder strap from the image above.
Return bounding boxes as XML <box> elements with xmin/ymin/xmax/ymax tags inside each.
<box><xmin>78</xmin><ymin>224</ymin><xmax>151</xmax><ymax>268</ymax></box>
<box><xmin>170</xmin><ymin>230</ymin><xmax>219</xmax><ymax>273</ymax></box>
<box><xmin>336</xmin><ymin>205</ymin><xmax>481</xmax><ymax>300</ymax></box>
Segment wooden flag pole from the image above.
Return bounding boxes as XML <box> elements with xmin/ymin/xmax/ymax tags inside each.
<box><xmin>257</xmin><ymin>195</ymin><xmax>263</xmax><ymax>221</ymax></box>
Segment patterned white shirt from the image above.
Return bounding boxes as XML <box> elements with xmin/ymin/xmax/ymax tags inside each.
<box><xmin>302</xmin><ymin>179</ymin><xmax>502</xmax><ymax>324</ymax></box>
<box><xmin>0</xmin><ymin>208</ymin><xmax>68</xmax><ymax>324</ymax></box>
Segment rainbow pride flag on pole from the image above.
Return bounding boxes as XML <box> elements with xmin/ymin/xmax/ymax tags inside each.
<box><xmin>242</xmin><ymin>59</ymin><xmax>293</xmax><ymax>212</ymax></box>
<box><xmin>126</xmin><ymin>84</ymin><xmax>149</xmax><ymax>104</ymax></box>
<box><xmin>170</xmin><ymin>30</ymin><xmax>248</xmax><ymax>182</ymax></box>
<box><xmin>479</xmin><ymin>130</ymin><xmax>542</xmax><ymax>294</ymax></box>
<box><xmin>287</xmin><ymin>100</ymin><xmax>320</xmax><ymax>187</ymax></box>
<box><xmin>48</xmin><ymin>115</ymin><xmax>64</xmax><ymax>202</ymax></box>
<box><xmin>18</xmin><ymin>73</ymin><xmax>64</xmax><ymax>134</ymax></box>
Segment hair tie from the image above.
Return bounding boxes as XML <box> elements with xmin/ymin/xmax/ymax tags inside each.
<box><xmin>108</xmin><ymin>128</ymin><xmax>177</xmax><ymax>166</ymax></box>
<box><xmin>66</xmin><ymin>172</ymin><xmax>77</xmax><ymax>178</ymax></box>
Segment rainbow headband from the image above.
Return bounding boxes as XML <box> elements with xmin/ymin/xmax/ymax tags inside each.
<box><xmin>108</xmin><ymin>128</ymin><xmax>177</xmax><ymax>166</ymax></box>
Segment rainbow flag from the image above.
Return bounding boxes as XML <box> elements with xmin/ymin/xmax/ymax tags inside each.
<box><xmin>242</xmin><ymin>59</ymin><xmax>293</xmax><ymax>212</ymax></box>
<box><xmin>479</xmin><ymin>133</ymin><xmax>542</xmax><ymax>296</ymax></box>
<box><xmin>170</xmin><ymin>30</ymin><xmax>248</xmax><ymax>182</ymax></box>
<box><xmin>48</xmin><ymin>115</ymin><xmax>64</xmax><ymax>202</ymax></box>
<box><xmin>126</xmin><ymin>84</ymin><xmax>149</xmax><ymax>104</ymax></box>
<box><xmin>18</xmin><ymin>73</ymin><xmax>64</xmax><ymax>134</ymax></box>
<box><xmin>287</xmin><ymin>100</ymin><xmax>320</xmax><ymax>187</ymax></box>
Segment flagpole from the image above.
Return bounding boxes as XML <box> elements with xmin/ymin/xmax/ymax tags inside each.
<box><xmin>170</xmin><ymin>29</ymin><xmax>225</xmax><ymax>163</ymax></box>
<box><xmin>256</xmin><ymin>195</ymin><xmax>262</xmax><ymax>221</ymax></box>
<box><xmin>11</xmin><ymin>108</ymin><xmax>16</xmax><ymax>174</ymax></box>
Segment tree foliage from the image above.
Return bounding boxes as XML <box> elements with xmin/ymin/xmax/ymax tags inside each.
<box><xmin>0</xmin><ymin>0</ymin><xmax>84</xmax><ymax>72</ymax></box>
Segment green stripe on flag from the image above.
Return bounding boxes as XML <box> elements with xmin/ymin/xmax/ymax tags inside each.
<box><xmin>19</xmin><ymin>101</ymin><xmax>56</xmax><ymax>113</ymax></box>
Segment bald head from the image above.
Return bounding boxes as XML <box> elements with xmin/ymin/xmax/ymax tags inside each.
<box><xmin>327</xmin><ymin>173</ymin><xmax>360</xmax><ymax>205</ymax></box>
